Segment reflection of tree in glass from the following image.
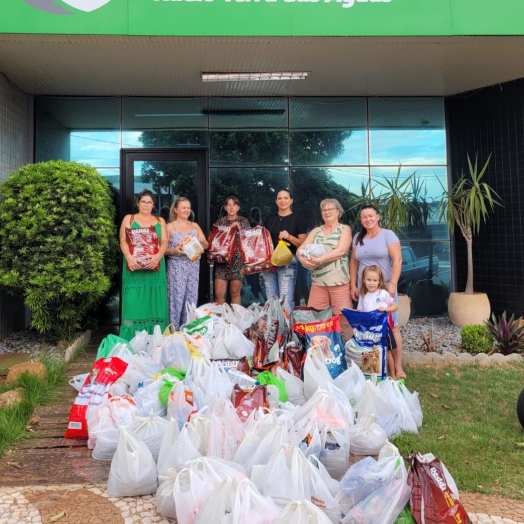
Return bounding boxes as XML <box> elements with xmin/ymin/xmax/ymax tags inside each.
<box><xmin>138</xmin><ymin>129</ymin><xmax>358</xmax><ymax>228</ymax></box>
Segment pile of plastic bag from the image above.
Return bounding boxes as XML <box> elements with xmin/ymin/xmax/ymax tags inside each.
<box><xmin>64</xmin><ymin>299</ymin><xmax>471</xmax><ymax>523</ymax></box>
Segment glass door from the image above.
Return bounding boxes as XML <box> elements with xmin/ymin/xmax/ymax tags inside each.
<box><xmin>117</xmin><ymin>148</ymin><xmax>209</xmax><ymax>322</ymax></box>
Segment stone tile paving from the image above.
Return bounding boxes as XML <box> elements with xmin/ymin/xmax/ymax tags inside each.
<box><xmin>1</xmin><ymin>483</ymin><xmax>524</xmax><ymax>523</ymax></box>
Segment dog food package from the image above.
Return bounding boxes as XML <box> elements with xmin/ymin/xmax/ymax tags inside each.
<box><xmin>207</xmin><ymin>224</ymin><xmax>237</xmax><ymax>264</ymax></box>
<box><xmin>342</xmin><ymin>308</ymin><xmax>387</xmax><ymax>381</ymax></box>
<box><xmin>125</xmin><ymin>225</ymin><xmax>160</xmax><ymax>271</ymax></box>
<box><xmin>239</xmin><ymin>227</ymin><xmax>275</xmax><ymax>275</ymax></box>
<box><xmin>408</xmin><ymin>452</ymin><xmax>472</xmax><ymax>524</ymax></box>
<box><xmin>293</xmin><ymin>315</ymin><xmax>347</xmax><ymax>379</ymax></box>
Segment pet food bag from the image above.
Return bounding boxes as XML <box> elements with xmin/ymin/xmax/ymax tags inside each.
<box><xmin>293</xmin><ymin>315</ymin><xmax>347</xmax><ymax>379</ymax></box>
<box><xmin>179</xmin><ymin>235</ymin><xmax>204</xmax><ymax>261</ymax></box>
<box><xmin>125</xmin><ymin>225</ymin><xmax>160</xmax><ymax>271</ymax></box>
<box><xmin>408</xmin><ymin>453</ymin><xmax>472</xmax><ymax>524</ymax></box>
<box><xmin>342</xmin><ymin>308</ymin><xmax>388</xmax><ymax>381</ymax></box>
<box><xmin>239</xmin><ymin>227</ymin><xmax>274</xmax><ymax>275</ymax></box>
<box><xmin>207</xmin><ymin>224</ymin><xmax>237</xmax><ymax>264</ymax></box>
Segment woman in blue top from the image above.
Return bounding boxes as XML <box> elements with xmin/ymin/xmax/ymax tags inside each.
<box><xmin>349</xmin><ymin>204</ymin><xmax>405</xmax><ymax>380</ymax></box>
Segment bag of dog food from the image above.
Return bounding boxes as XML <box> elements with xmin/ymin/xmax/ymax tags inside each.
<box><xmin>125</xmin><ymin>224</ymin><xmax>160</xmax><ymax>271</ymax></box>
<box><xmin>239</xmin><ymin>227</ymin><xmax>275</xmax><ymax>275</ymax></box>
<box><xmin>293</xmin><ymin>315</ymin><xmax>347</xmax><ymax>379</ymax></box>
<box><xmin>342</xmin><ymin>308</ymin><xmax>388</xmax><ymax>381</ymax></box>
<box><xmin>207</xmin><ymin>224</ymin><xmax>237</xmax><ymax>264</ymax></box>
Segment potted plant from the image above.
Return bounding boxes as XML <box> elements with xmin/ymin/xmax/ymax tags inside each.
<box><xmin>436</xmin><ymin>154</ymin><xmax>502</xmax><ymax>327</ymax></box>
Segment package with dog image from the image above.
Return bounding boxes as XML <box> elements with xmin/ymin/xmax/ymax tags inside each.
<box><xmin>342</xmin><ymin>309</ymin><xmax>388</xmax><ymax>381</ymax></box>
<box><xmin>293</xmin><ymin>315</ymin><xmax>347</xmax><ymax>379</ymax></box>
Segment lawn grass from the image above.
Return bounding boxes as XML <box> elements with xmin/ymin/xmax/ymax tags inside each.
<box><xmin>0</xmin><ymin>353</ymin><xmax>66</xmax><ymax>457</ymax></box>
<box><xmin>392</xmin><ymin>361</ymin><xmax>524</xmax><ymax>499</ymax></box>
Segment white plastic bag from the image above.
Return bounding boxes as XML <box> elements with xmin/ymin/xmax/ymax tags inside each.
<box><xmin>129</xmin><ymin>330</ymin><xmax>149</xmax><ymax>353</ymax></box>
<box><xmin>69</xmin><ymin>373</ymin><xmax>89</xmax><ymax>391</ymax></box>
<box><xmin>277</xmin><ymin>368</ymin><xmax>307</xmax><ymax>406</ymax></box>
<box><xmin>167</xmin><ymin>380</ymin><xmax>197</xmax><ymax>430</ymax></box>
<box><xmin>378</xmin><ymin>378</ymin><xmax>418</xmax><ymax>434</ymax></box>
<box><xmin>398</xmin><ymin>382</ymin><xmax>423</xmax><ymax>429</ymax></box>
<box><xmin>195</xmin><ymin>477</ymin><xmax>238</xmax><ymax>523</ymax></box>
<box><xmin>161</xmin><ymin>423</ymin><xmax>202</xmax><ymax>474</ymax></box>
<box><xmin>108</xmin><ymin>395</ymin><xmax>138</xmax><ymax>428</ymax></box>
<box><xmin>128</xmin><ymin>413</ymin><xmax>169</xmax><ymax>461</ymax></box>
<box><xmin>156</xmin><ymin>468</ymin><xmax>178</xmax><ymax>519</ymax></box>
<box><xmin>107</xmin><ymin>427</ymin><xmax>158</xmax><ymax>497</ymax></box>
<box><xmin>107</xmin><ymin>342</ymin><xmax>135</xmax><ymax>366</ymax></box>
<box><xmin>340</xmin><ymin>454</ymin><xmax>410</xmax><ymax>524</ymax></box>
<box><xmin>207</xmin><ymin>398</ymin><xmax>245</xmax><ymax>460</ymax></box>
<box><xmin>231</xmin><ymin>478</ymin><xmax>281</xmax><ymax>524</ymax></box>
<box><xmin>303</xmin><ymin>353</ymin><xmax>334</xmax><ymax>400</ymax></box>
<box><xmin>232</xmin><ymin>304</ymin><xmax>257</xmax><ymax>332</ymax></box>
<box><xmin>150</xmin><ymin>325</ymin><xmax>164</xmax><ymax>364</ymax></box>
<box><xmin>134</xmin><ymin>377</ymin><xmax>166</xmax><ymax>417</ymax></box>
<box><xmin>162</xmin><ymin>333</ymin><xmax>191</xmax><ymax>370</ymax></box>
<box><xmin>133</xmin><ymin>352</ymin><xmax>163</xmax><ymax>378</ymax></box>
<box><xmin>157</xmin><ymin>418</ymin><xmax>180</xmax><ymax>473</ymax></box>
<box><xmin>354</xmin><ymin>381</ymin><xmax>401</xmax><ymax>437</ymax></box>
<box><xmin>205</xmin><ymin>362</ymin><xmax>234</xmax><ymax>402</ymax></box>
<box><xmin>348</xmin><ymin>413</ymin><xmax>388</xmax><ymax>456</ymax></box>
<box><xmin>277</xmin><ymin>500</ymin><xmax>332</xmax><ymax>524</ymax></box>
<box><xmin>333</xmin><ymin>361</ymin><xmax>367</xmax><ymax>407</ymax></box>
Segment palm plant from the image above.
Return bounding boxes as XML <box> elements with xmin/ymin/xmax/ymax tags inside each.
<box><xmin>436</xmin><ymin>154</ymin><xmax>502</xmax><ymax>294</ymax></box>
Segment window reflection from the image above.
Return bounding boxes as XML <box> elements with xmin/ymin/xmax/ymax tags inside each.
<box><xmin>369</xmin><ymin>98</ymin><xmax>446</xmax><ymax>165</ymax></box>
<box><xmin>290</xmin><ymin>98</ymin><xmax>368</xmax><ymax>166</ymax></box>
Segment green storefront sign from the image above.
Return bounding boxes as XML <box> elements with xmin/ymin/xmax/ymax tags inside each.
<box><xmin>1</xmin><ymin>0</ymin><xmax>524</xmax><ymax>36</ymax></box>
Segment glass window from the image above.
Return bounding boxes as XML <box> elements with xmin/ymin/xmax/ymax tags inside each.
<box><xmin>369</xmin><ymin>98</ymin><xmax>446</xmax><ymax>166</ymax></box>
<box><xmin>370</xmin><ymin>165</ymin><xmax>448</xmax><ymax>241</ymax></box>
<box><xmin>210</xmin><ymin>167</ymin><xmax>289</xmax><ymax>226</ymax></box>
<box><xmin>291</xmin><ymin>166</ymin><xmax>369</xmax><ymax>227</ymax></box>
<box><xmin>123</xmin><ymin>98</ymin><xmax>208</xmax><ymax>148</ymax></box>
<box><xmin>290</xmin><ymin>98</ymin><xmax>368</xmax><ymax>166</ymax></box>
<box><xmin>209</xmin><ymin>98</ymin><xmax>288</xmax><ymax>166</ymax></box>
<box><xmin>36</xmin><ymin>97</ymin><xmax>121</xmax><ymax>165</ymax></box>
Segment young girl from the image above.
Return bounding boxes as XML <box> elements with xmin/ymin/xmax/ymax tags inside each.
<box><xmin>357</xmin><ymin>265</ymin><xmax>400</xmax><ymax>380</ymax></box>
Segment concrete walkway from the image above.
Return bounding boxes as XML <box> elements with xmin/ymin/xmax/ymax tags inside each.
<box><xmin>0</xmin><ymin>332</ymin><xmax>523</xmax><ymax>523</ymax></box>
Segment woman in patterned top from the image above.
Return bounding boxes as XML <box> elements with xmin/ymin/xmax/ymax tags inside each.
<box><xmin>212</xmin><ymin>196</ymin><xmax>250</xmax><ymax>305</ymax></box>
<box><xmin>297</xmin><ymin>198</ymin><xmax>352</xmax><ymax>318</ymax></box>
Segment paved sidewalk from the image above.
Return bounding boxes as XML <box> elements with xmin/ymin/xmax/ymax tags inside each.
<box><xmin>0</xmin><ymin>331</ymin><xmax>523</xmax><ymax>523</ymax></box>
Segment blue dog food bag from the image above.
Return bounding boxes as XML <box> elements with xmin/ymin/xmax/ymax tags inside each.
<box><xmin>293</xmin><ymin>315</ymin><xmax>347</xmax><ymax>379</ymax></box>
<box><xmin>342</xmin><ymin>309</ymin><xmax>388</xmax><ymax>381</ymax></box>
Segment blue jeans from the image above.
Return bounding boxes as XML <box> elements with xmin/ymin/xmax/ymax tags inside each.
<box><xmin>262</xmin><ymin>256</ymin><xmax>298</xmax><ymax>313</ymax></box>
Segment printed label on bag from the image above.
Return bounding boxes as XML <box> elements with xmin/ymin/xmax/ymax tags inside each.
<box><xmin>68</xmin><ymin>421</ymin><xmax>82</xmax><ymax>430</ymax></box>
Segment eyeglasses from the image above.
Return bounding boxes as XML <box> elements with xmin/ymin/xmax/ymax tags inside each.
<box><xmin>322</xmin><ymin>208</ymin><xmax>337</xmax><ymax>213</ymax></box>
<box><xmin>139</xmin><ymin>201</ymin><xmax>154</xmax><ymax>206</ymax></box>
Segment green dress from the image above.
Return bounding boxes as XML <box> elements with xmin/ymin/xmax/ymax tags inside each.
<box><xmin>119</xmin><ymin>220</ymin><xmax>169</xmax><ymax>341</ymax></box>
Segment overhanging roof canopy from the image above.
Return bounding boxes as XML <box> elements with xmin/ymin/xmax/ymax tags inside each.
<box><xmin>1</xmin><ymin>35</ymin><xmax>524</xmax><ymax>97</ymax></box>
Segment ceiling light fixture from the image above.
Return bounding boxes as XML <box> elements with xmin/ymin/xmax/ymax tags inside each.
<box><xmin>202</xmin><ymin>72</ymin><xmax>308</xmax><ymax>82</ymax></box>
<box><xmin>134</xmin><ymin>113</ymin><xmax>204</xmax><ymax>117</ymax></box>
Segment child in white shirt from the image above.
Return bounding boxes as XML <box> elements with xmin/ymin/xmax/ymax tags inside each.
<box><xmin>357</xmin><ymin>265</ymin><xmax>399</xmax><ymax>380</ymax></box>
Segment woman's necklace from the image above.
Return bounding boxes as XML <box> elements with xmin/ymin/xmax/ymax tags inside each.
<box><xmin>278</xmin><ymin>211</ymin><xmax>292</xmax><ymax>220</ymax></box>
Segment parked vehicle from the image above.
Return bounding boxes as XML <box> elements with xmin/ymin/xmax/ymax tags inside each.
<box><xmin>398</xmin><ymin>246</ymin><xmax>439</xmax><ymax>294</ymax></box>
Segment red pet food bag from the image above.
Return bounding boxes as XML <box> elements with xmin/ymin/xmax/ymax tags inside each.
<box><xmin>207</xmin><ymin>224</ymin><xmax>237</xmax><ymax>264</ymax></box>
<box><xmin>408</xmin><ymin>453</ymin><xmax>472</xmax><ymax>524</ymax></box>
<box><xmin>125</xmin><ymin>225</ymin><xmax>160</xmax><ymax>271</ymax></box>
<box><xmin>239</xmin><ymin>227</ymin><xmax>274</xmax><ymax>275</ymax></box>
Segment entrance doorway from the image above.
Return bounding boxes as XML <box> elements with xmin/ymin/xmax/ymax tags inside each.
<box><xmin>117</xmin><ymin>148</ymin><xmax>210</xmax><ymax>322</ymax></box>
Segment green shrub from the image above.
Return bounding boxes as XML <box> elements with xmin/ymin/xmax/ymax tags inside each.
<box><xmin>460</xmin><ymin>324</ymin><xmax>493</xmax><ymax>354</ymax></box>
<box><xmin>0</xmin><ymin>160</ymin><xmax>118</xmax><ymax>339</ymax></box>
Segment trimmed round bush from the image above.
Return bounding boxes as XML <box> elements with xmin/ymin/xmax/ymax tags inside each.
<box><xmin>460</xmin><ymin>324</ymin><xmax>493</xmax><ymax>354</ymax></box>
<box><xmin>0</xmin><ymin>161</ymin><xmax>118</xmax><ymax>339</ymax></box>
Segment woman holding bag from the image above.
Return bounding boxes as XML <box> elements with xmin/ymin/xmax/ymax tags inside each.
<box><xmin>119</xmin><ymin>189</ymin><xmax>169</xmax><ymax>341</ymax></box>
<box><xmin>165</xmin><ymin>197</ymin><xmax>208</xmax><ymax>330</ymax></box>
<box><xmin>262</xmin><ymin>189</ymin><xmax>307</xmax><ymax>313</ymax></box>
<box><xmin>296</xmin><ymin>198</ymin><xmax>352</xmax><ymax>336</ymax></box>
<box><xmin>212</xmin><ymin>196</ymin><xmax>250</xmax><ymax>305</ymax></box>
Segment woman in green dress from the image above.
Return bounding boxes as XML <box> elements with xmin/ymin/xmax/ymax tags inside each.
<box><xmin>119</xmin><ymin>189</ymin><xmax>169</xmax><ymax>341</ymax></box>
